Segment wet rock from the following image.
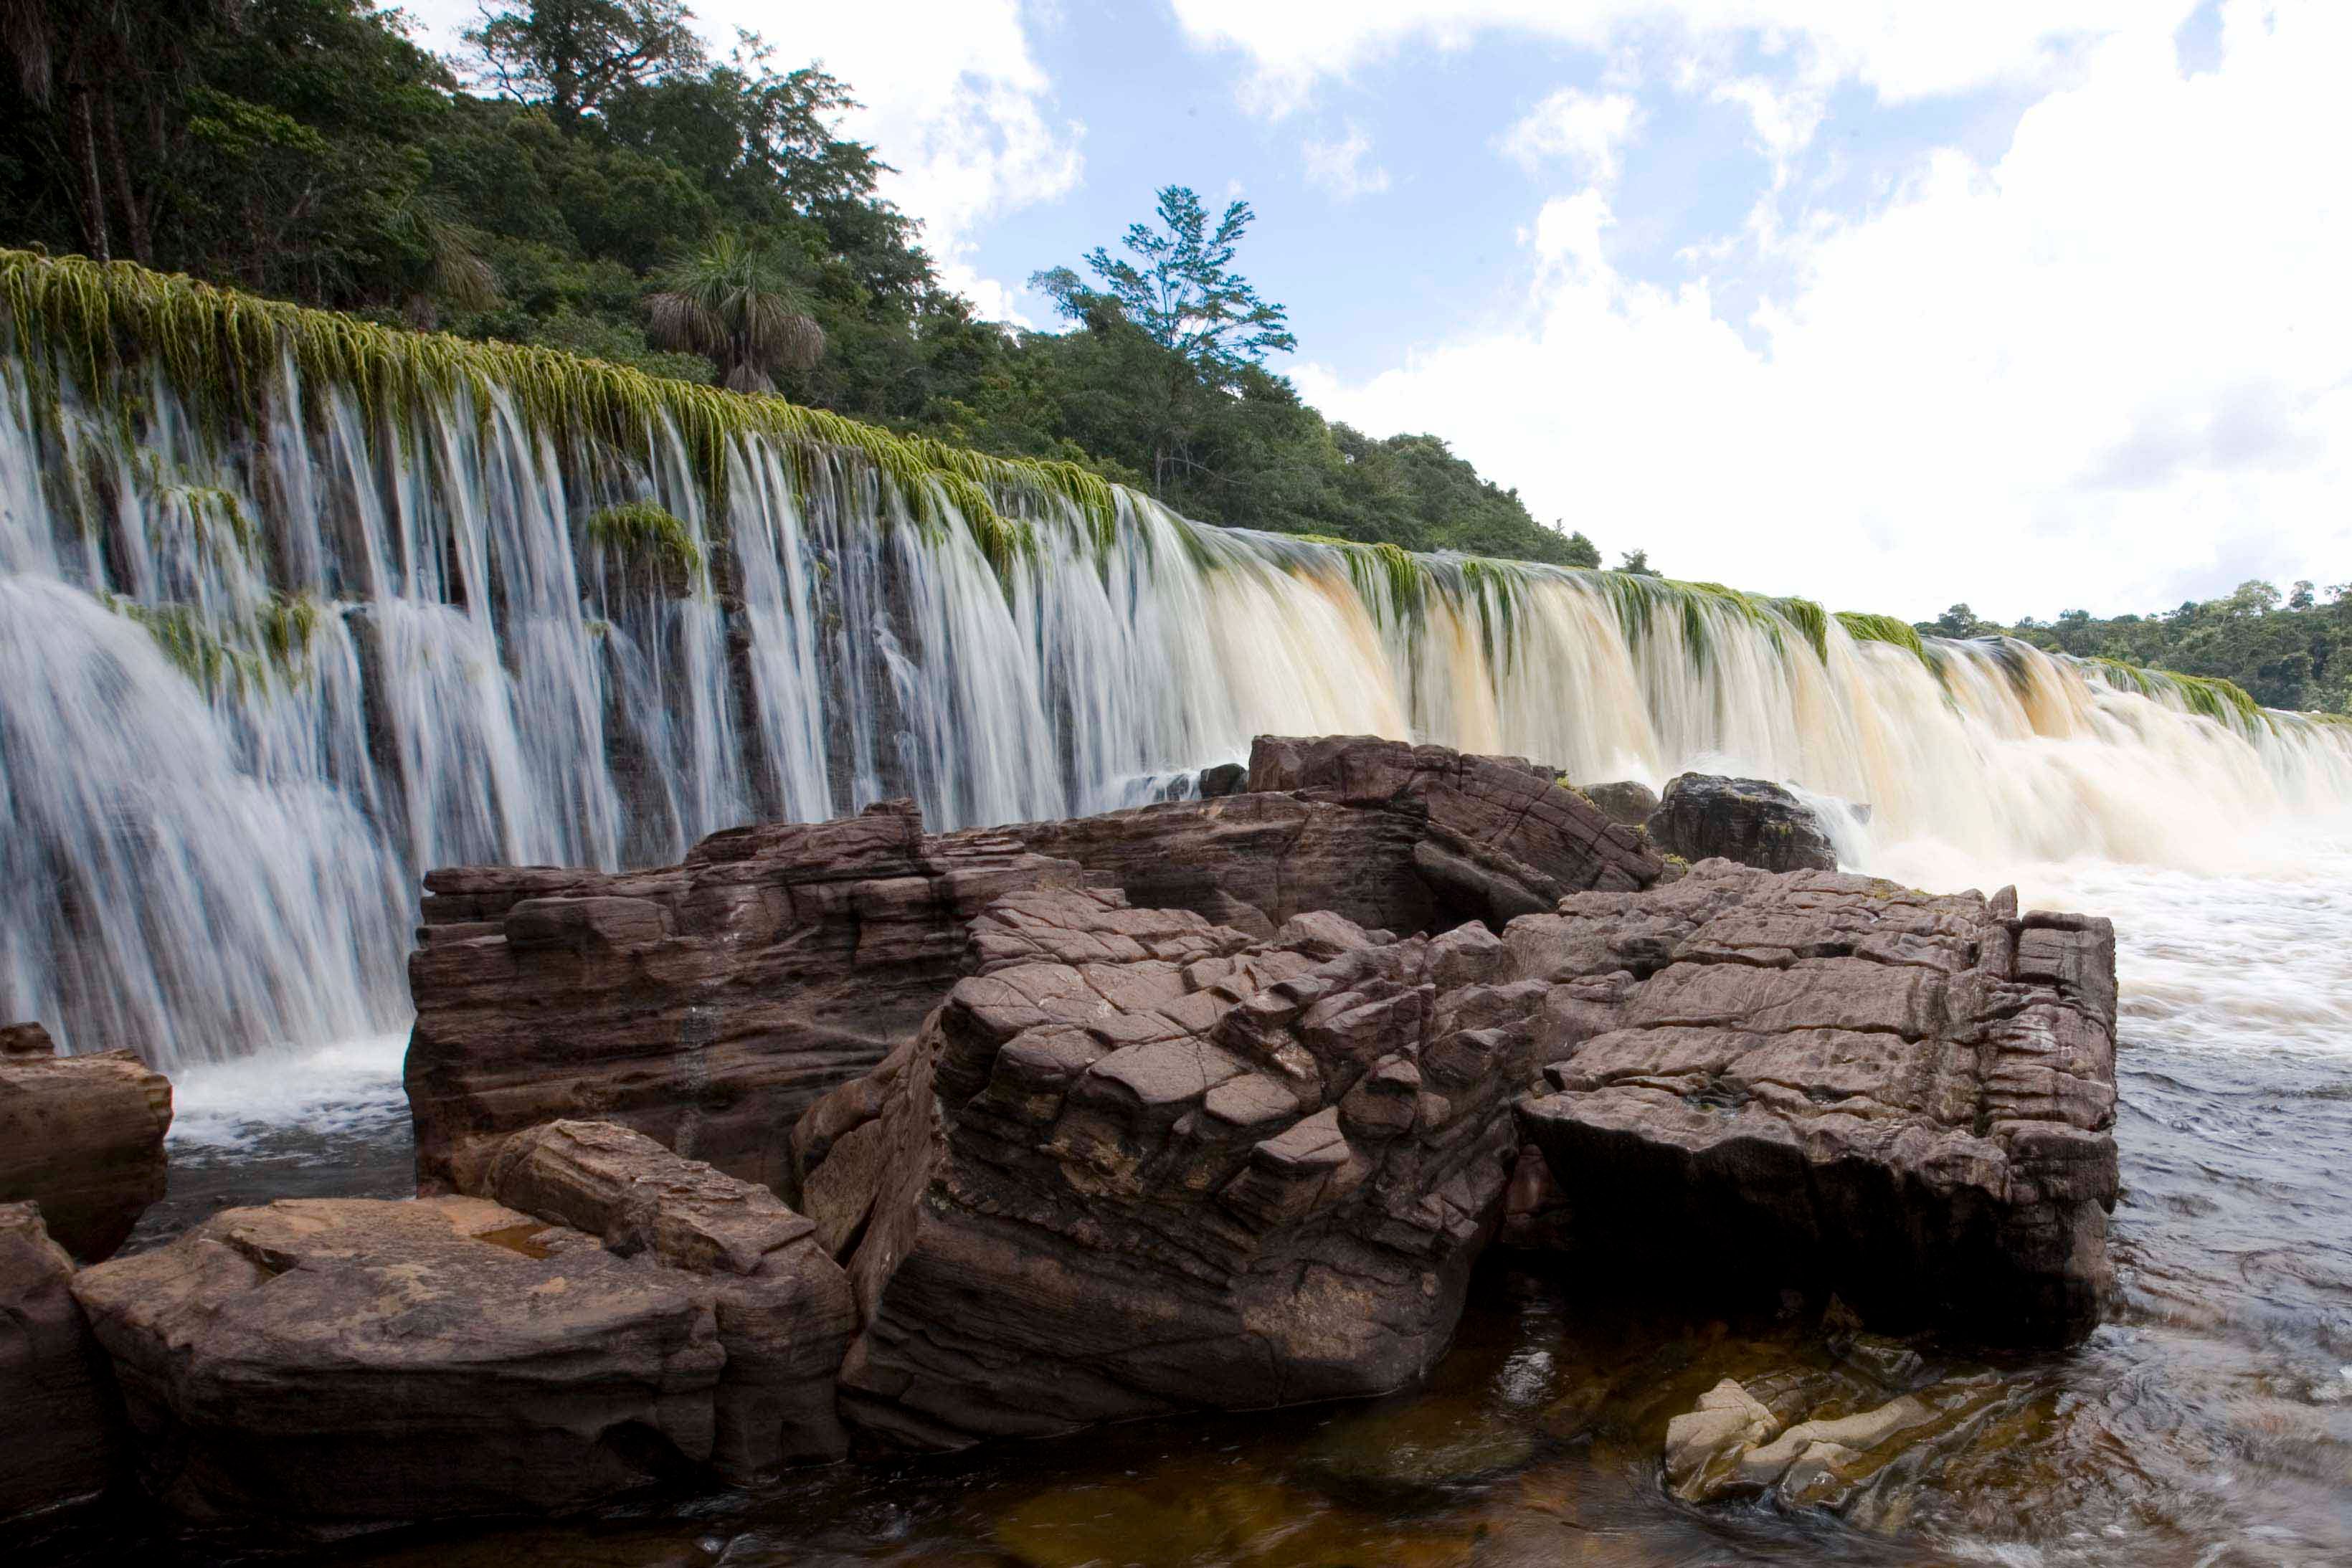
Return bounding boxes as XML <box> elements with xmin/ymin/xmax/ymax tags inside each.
<box><xmin>1296</xmin><ymin>1391</ymin><xmax>1540</xmax><ymax>1501</ymax></box>
<box><xmin>1195</xmin><ymin>761</ymin><xmax>1248</xmax><ymax>799</ymax></box>
<box><xmin>0</xmin><ymin>1203</ymin><xmax>118</xmax><ymax>1539</ymax></box>
<box><xmin>0</xmin><ymin>1022</ymin><xmax>173</xmax><ymax>1261</ymax></box>
<box><xmin>72</xmin><ymin>1195</ymin><xmax>727</xmax><ymax>1534</ymax></box>
<box><xmin>405</xmin><ymin>800</ymin><xmax>1089</xmax><ymax>1193</ymax></box>
<box><xmin>1642</xmin><ymin>774</ymin><xmax>1838</xmax><ymax>873</ymax></box>
<box><xmin>465</xmin><ymin>1120</ymin><xmax>855</xmax><ymax>1476</ymax></box>
<box><xmin>1512</xmin><ymin>863</ymin><xmax>2120</xmax><ymax>1346</ymax></box>
<box><xmin>1663</xmin><ymin>1379</ymin><xmax>1780</xmax><ymax>1501</ymax></box>
<box><xmin>1578</xmin><ymin>779</ymin><xmax>1659</xmax><ymax>829</ymax></box>
<box><xmin>800</xmin><ymin>888</ymin><xmax>1547</xmax><ymax>1450</ymax></box>
<box><xmin>1661</xmin><ymin>1368</ymin><xmax>2004</xmax><ymax>1515</ymax></box>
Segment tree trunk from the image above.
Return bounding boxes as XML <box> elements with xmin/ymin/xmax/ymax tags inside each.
<box><xmin>67</xmin><ymin>86</ymin><xmax>111</xmax><ymax>263</ymax></box>
<box><xmin>100</xmin><ymin>96</ymin><xmax>151</xmax><ymax>266</ymax></box>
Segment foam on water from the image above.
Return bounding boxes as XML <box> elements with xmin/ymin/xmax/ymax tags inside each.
<box><xmin>164</xmin><ymin>1031</ymin><xmax>412</xmax><ymax>1154</ymax></box>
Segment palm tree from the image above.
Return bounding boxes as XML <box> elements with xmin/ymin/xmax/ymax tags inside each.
<box><xmin>642</xmin><ymin>233</ymin><xmax>825</xmax><ymax>394</ymax></box>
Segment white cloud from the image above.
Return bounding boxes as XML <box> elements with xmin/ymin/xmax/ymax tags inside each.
<box><xmin>1498</xmin><ymin>89</ymin><xmax>1644</xmax><ymax>186</ymax></box>
<box><xmin>1168</xmin><ymin>0</ymin><xmax>2197</xmax><ymax>117</ymax></box>
<box><xmin>399</xmin><ymin>0</ymin><xmax>1080</xmax><ymax>319</ymax></box>
<box><xmin>1294</xmin><ymin>1</ymin><xmax>2352</xmax><ymax>619</ymax></box>
<box><xmin>1302</xmin><ymin>123</ymin><xmax>1392</xmax><ymax>201</ymax></box>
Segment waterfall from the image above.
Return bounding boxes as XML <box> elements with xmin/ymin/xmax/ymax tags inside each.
<box><xmin>6</xmin><ymin>253</ymin><xmax>2351</xmax><ymax>1070</ymax></box>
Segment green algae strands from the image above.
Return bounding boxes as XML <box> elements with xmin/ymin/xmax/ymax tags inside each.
<box><xmin>0</xmin><ymin>248</ymin><xmax>1108</xmax><ymax>571</ymax></box>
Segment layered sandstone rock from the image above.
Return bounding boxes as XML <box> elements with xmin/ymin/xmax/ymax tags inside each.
<box><xmin>1008</xmin><ymin>736</ymin><xmax>1663</xmax><ymax>941</ymax></box>
<box><xmin>0</xmin><ymin>1204</ymin><xmax>118</xmax><ymax>1538</ymax></box>
<box><xmin>0</xmin><ymin>1022</ymin><xmax>173</xmax><ymax>1261</ymax></box>
<box><xmin>71</xmin><ymin>1131</ymin><xmax>855</xmax><ymax>1535</ymax></box>
<box><xmin>74</xmin><ymin>1195</ymin><xmax>726</xmax><ymax>1531</ymax></box>
<box><xmin>463</xmin><ymin>1119</ymin><xmax>854</xmax><ymax>1478</ymax></box>
<box><xmin>792</xmin><ymin>886</ymin><xmax>1547</xmax><ymax>1450</ymax></box>
<box><xmin>404</xmin><ymin>801</ymin><xmax>1087</xmax><ymax>1192</ymax></box>
<box><xmin>1510</xmin><ymin>862</ymin><xmax>2118</xmax><ymax>1346</ymax></box>
<box><xmin>1643</xmin><ymin>774</ymin><xmax>1839</xmax><ymax>873</ymax></box>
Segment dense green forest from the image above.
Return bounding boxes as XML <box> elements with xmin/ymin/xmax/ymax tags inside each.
<box><xmin>0</xmin><ymin>0</ymin><xmax>1599</xmax><ymax>566</ymax></box>
<box><xmin>1923</xmin><ymin>585</ymin><xmax>2352</xmax><ymax>716</ymax></box>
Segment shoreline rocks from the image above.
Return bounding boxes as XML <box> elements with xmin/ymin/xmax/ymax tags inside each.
<box><xmin>70</xmin><ymin>1123</ymin><xmax>853</xmax><ymax>1534</ymax></box>
<box><xmin>797</xmin><ymin>887</ymin><xmax>1545</xmax><ymax>1450</ymax></box>
<box><xmin>0</xmin><ymin>1022</ymin><xmax>173</xmax><ymax>1262</ymax></box>
<box><xmin>0</xmin><ymin>1204</ymin><xmax>118</xmax><ymax>1541</ymax></box>
<box><xmin>404</xmin><ymin>802</ymin><xmax>1089</xmax><ymax>1194</ymax></box>
<box><xmin>1510</xmin><ymin>862</ymin><xmax>2118</xmax><ymax>1346</ymax></box>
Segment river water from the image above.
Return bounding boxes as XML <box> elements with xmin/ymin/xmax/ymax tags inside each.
<box><xmin>86</xmin><ymin>825</ymin><xmax>2351</xmax><ymax>1568</ymax></box>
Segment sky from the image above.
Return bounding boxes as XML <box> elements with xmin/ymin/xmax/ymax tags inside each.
<box><xmin>401</xmin><ymin>0</ymin><xmax>2351</xmax><ymax>622</ymax></box>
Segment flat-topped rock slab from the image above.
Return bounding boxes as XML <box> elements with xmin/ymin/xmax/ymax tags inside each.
<box><xmin>1509</xmin><ymin>862</ymin><xmax>2118</xmax><ymax>1346</ymax></box>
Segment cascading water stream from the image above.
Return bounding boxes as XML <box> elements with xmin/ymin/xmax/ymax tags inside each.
<box><xmin>6</xmin><ymin>265</ymin><xmax>2352</xmax><ymax>1072</ymax></box>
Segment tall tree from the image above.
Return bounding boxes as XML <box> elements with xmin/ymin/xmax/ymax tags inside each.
<box><xmin>1033</xmin><ymin>185</ymin><xmax>1295</xmax><ymax>385</ymax></box>
<box><xmin>643</xmin><ymin>231</ymin><xmax>823</xmax><ymax>393</ymax></box>
<box><xmin>0</xmin><ymin>0</ymin><xmax>234</xmax><ymax>263</ymax></box>
<box><xmin>466</xmin><ymin>0</ymin><xmax>702</xmax><ymax>127</ymax></box>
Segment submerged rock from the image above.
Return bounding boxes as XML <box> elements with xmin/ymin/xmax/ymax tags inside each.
<box><xmin>0</xmin><ymin>1203</ymin><xmax>118</xmax><ymax>1539</ymax></box>
<box><xmin>795</xmin><ymin>886</ymin><xmax>1545</xmax><ymax>1450</ymax></box>
<box><xmin>1512</xmin><ymin>862</ymin><xmax>2119</xmax><ymax>1346</ymax></box>
<box><xmin>0</xmin><ymin>1022</ymin><xmax>173</xmax><ymax>1262</ymax></box>
<box><xmin>71</xmin><ymin>1132</ymin><xmax>853</xmax><ymax>1534</ymax></box>
<box><xmin>404</xmin><ymin>801</ymin><xmax>1088</xmax><ymax>1193</ymax></box>
<box><xmin>1642</xmin><ymin>773</ymin><xmax>1839</xmax><ymax>873</ymax></box>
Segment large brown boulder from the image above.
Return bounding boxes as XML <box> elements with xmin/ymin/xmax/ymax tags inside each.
<box><xmin>72</xmin><ymin>1195</ymin><xmax>726</xmax><ymax>1533</ymax></box>
<box><xmin>1509</xmin><ymin>863</ymin><xmax>2118</xmax><ymax>1346</ymax></box>
<box><xmin>404</xmin><ymin>801</ymin><xmax>1088</xmax><ymax>1193</ymax></box>
<box><xmin>463</xmin><ymin>1119</ymin><xmax>855</xmax><ymax>1478</ymax></box>
<box><xmin>1007</xmin><ymin>736</ymin><xmax>1663</xmax><ymax>941</ymax></box>
<box><xmin>0</xmin><ymin>1203</ymin><xmax>118</xmax><ymax>1539</ymax></box>
<box><xmin>1642</xmin><ymin>773</ymin><xmax>1839</xmax><ymax>873</ymax></box>
<box><xmin>72</xmin><ymin>1126</ymin><xmax>857</xmax><ymax>1534</ymax></box>
<box><xmin>794</xmin><ymin>886</ymin><xmax>1547</xmax><ymax>1451</ymax></box>
<box><xmin>0</xmin><ymin>1022</ymin><xmax>173</xmax><ymax>1261</ymax></box>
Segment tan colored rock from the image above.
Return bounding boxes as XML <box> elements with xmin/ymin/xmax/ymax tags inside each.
<box><xmin>0</xmin><ymin>1202</ymin><xmax>117</xmax><ymax>1538</ymax></box>
<box><xmin>0</xmin><ymin>1022</ymin><xmax>172</xmax><ymax>1261</ymax></box>
<box><xmin>1664</xmin><ymin>1379</ymin><xmax>1780</xmax><ymax>1501</ymax></box>
<box><xmin>469</xmin><ymin>1120</ymin><xmax>855</xmax><ymax>1477</ymax></box>
<box><xmin>72</xmin><ymin>1197</ymin><xmax>724</xmax><ymax>1533</ymax></box>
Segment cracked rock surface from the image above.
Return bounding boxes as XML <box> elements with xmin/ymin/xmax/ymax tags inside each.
<box><xmin>1510</xmin><ymin>860</ymin><xmax>2118</xmax><ymax>1346</ymax></box>
<box><xmin>72</xmin><ymin>1124</ymin><xmax>853</xmax><ymax>1531</ymax></box>
<box><xmin>792</xmin><ymin>886</ymin><xmax>1547</xmax><ymax>1450</ymax></box>
<box><xmin>404</xmin><ymin>801</ymin><xmax>1088</xmax><ymax>1194</ymax></box>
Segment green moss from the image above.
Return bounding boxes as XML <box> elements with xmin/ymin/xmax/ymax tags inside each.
<box><xmin>585</xmin><ymin>501</ymin><xmax>702</xmax><ymax>585</ymax></box>
<box><xmin>106</xmin><ymin>589</ymin><xmax>324</xmax><ymax>694</ymax></box>
<box><xmin>2085</xmin><ymin>656</ymin><xmax>2262</xmax><ymax>730</ymax></box>
<box><xmin>1834</xmin><ymin>611</ymin><xmax>1929</xmax><ymax>663</ymax></box>
<box><xmin>0</xmin><ymin>247</ymin><xmax>1108</xmax><ymax>580</ymax></box>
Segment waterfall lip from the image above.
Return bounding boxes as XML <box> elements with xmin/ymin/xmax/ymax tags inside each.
<box><xmin>6</xmin><ymin>245</ymin><xmax>2351</xmax><ymax>1073</ymax></box>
